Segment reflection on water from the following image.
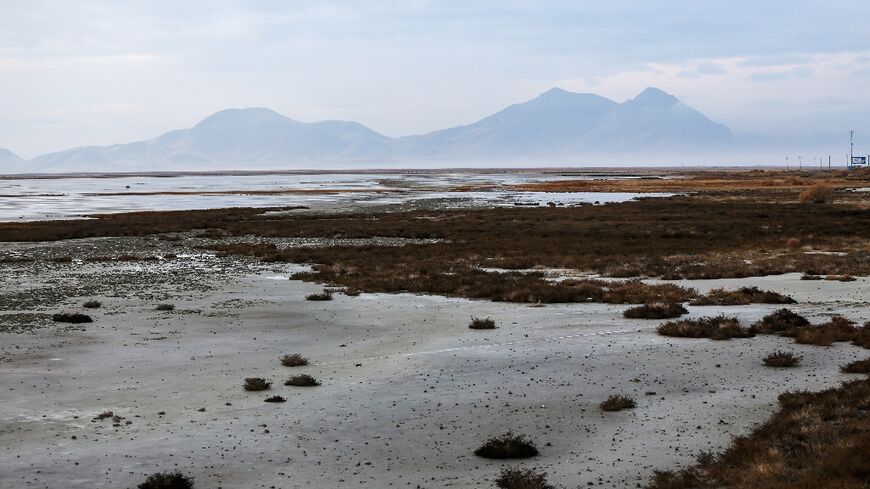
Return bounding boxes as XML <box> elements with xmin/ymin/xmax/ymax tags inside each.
<box><xmin>0</xmin><ymin>172</ymin><xmax>670</xmax><ymax>221</ymax></box>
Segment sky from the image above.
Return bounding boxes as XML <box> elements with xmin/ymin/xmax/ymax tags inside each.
<box><xmin>2</xmin><ymin>0</ymin><xmax>870</xmax><ymax>158</ymax></box>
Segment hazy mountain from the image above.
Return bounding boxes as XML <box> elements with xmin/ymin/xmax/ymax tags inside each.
<box><xmin>400</xmin><ymin>87</ymin><xmax>732</xmax><ymax>159</ymax></box>
<box><xmin>30</xmin><ymin>108</ymin><xmax>394</xmax><ymax>171</ymax></box>
<box><xmin>20</xmin><ymin>88</ymin><xmax>739</xmax><ymax>171</ymax></box>
<box><xmin>0</xmin><ymin>148</ymin><xmax>24</xmax><ymax>170</ymax></box>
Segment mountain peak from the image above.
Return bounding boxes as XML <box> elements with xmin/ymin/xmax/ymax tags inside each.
<box><xmin>629</xmin><ymin>87</ymin><xmax>680</xmax><ymax>106</ymax></box>
<box><xmin>194</xmin><ymin>107</ymin><xmax>295</xmax><ymax>129</ymax></box>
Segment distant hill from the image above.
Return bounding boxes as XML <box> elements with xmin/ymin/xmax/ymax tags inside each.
<box><xmin>399</xmin><ymin>87</ymin><xmax>732</xmax><ymax>159</ymax></box>
<box><xmin>18</xmin><ymin>87</ymin><xmax>740</xmax><ymax>171</ymax></box>
<box><xmin>0</xmin><ymin>148</ymin><xmax>24</xmax><ymax>170</ymax></box>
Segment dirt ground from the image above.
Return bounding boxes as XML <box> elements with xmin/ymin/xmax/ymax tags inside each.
<box><xmin>1</xmin><ymin>236</ymin><xmax>866</xmax><ymax>488</ymax></box>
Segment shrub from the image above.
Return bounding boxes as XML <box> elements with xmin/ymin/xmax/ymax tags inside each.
<box><xmin>750</xmin><ymin>308</ymin><xmax>810</xmax><ymax>334</ymax></box>
<box><xmin>495</xmin><ymin>468</ymin><xmax>554</xmax><ymax>489</ymax></box>
<box><xmin>469</xmin><ymin>316</ymin><xmax>497</xmax><ymax>329</ymax></box>
<box><xmin>264</xmin><ymin>395</ymin><xmax>286</xmax><ymax>403</ymax></box>
<box><xmin>137</xmin><ymin>471</ymin><xmax>194</xmax><ymax>489</ymax></box>
<box><xmin>790</xmin><ymin>315</ymin><xmax>858</xmax><ymax>346</ymax></box>
<box><xmin>623</xmin><ymin>302</ymin><xmax>687</xmax><ymax>319</ymax></box>
<box><xmin>799</xmin><ymin>184</ymin><xmax>835</xmax><ymax>204</ymax></box>
<box><xmin>156</xmin><ymin>303</ymin><xmax>175</xmax><ymax>311</ymax></box>
<box><xmin>600</xmin><ymin>394</ymin><xmax>637</xmax><ymax>411</ymax></box>
<box><xmin>305</xmin><ymin>291</ymin><xmax>333</xmax><ymax>301</ymax></box>
<box><xmin>785</xmin><ymin>237</ymin><xmax>802</xmax><ymax>251</ymax></box>
<box><xmin>825</xmin><ymin>274</ymin><xmax>856</xmax><ymax>282</ymax></box>
<box><xmin>285</xmin><ymin>374</ymin><xmax>320</xmax><ymax>387</ymax></box>
<box><xmin>691</xmin><ymin>287</ymin><xmax>795</xmax><ymax>306</ymax></box>
<box><xmin>762</xmin><ymin>350</ymin><xmax>802</xmax><ymax>367</ymax></box>
<box><xmin>474</xmin><ymin>432</ymin><xmax>539</xmax><ymax>459</ymax></box>
<box><xmin>83</xmin><ymin>300</ymin><xmax>102</xmax><ymax>309</ymax></box>
<box><xmin>841</xmin><ymin>358</ymin><xmax>870</xmax><ymax>374</ymax></box>
<box><xmin>243</xmin><ymin>377</ymin><xmax>271</xmax><ymax>391</ymax></box>
<box><xmin>280</xmin><ymin>353</ymin><xmax>309</xmax><ymax>367</ymax></box>
<box><xmin>52</xmin><ymin>312</ymin><xmax>93</xmax><ymax>324</ymax></box>
<box><xmin>657</xmin><ymin>315</ymin><xmax>753</xmax><ymax>340</ymax></box>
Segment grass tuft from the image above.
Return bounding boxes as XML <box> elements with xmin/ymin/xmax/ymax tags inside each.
<box><xmin>83</xmin><ymin>300</ymin><xmax>102</xmax><ymax>309</ymax></box>
<box><xmin>285</xmin><ymin>374</ymin><xmax>320</xmax><ymax>387</ymax></box>
<box><xmin>623</xmin><ymin>302</ymin><xmax>687</xmax><ymax>319</ymax></box>
<box><xmin>841</xmin><ymin>358</ymin><xmax>870</xmax><ymax>374</ymax></box>
<box><xmin>657</xmin><ymin>315</ymin><xmax>753</xmax><ymax>340</ymax></box>
<box><xmin>155</xmin><ymin>303</ymin><xmax>175</xmax><ymax>311</ymax></box>
<box><xmin>469</xmin><ymin>316</ymin><xmax>497</xmax><ymax>329</ymax></box>
<box><xmin>751</xmin><ymin>309</ymin><xmax>810</xmax><ymax>334</ymax></box>
<box><xmin>137</xmin><ymin>471</ymin><xmax>194</xmax><ymax>489</ymax></box>
<box><xmin>243</xmin><ymin>377</ymin><xmax>271</xmax><ymax>391</ymax></box>
<box><xmin>264</xmin><ymin>395</ymin><xmax>286</xmax><ymax>403</ymax></box>
<box><xmin>474</xmin><ymin>432</ymin><xmax>539</xmax><ymax>459</ymax></box>
<box><xmin>799</xmin><ymin>183</ymin><xmax>835</xmax><ymax>204</ymax></box>
<box><xmin>762</xmin><ymin>350</ymin><xmax>802</xmax><ymax>368</ymax></box>
<box><xmin>52</xmin><ymin>312</ymin><xmax>93</xmax><ymax>324</ymax></box>
<box><xmin>280</xmin><ymin>353</ymin><xmax>310</xmax><ymax>367</ymax></box>
<box><xmin>495</xmin><ymin>468</ymin><xmax>554</xmax><ymax>489</ymax></box>
<box><xmin>691</xmin><ymin>286</ymin><xmax>795</xmax><ymax>306</ymax></box>
<box><xmin>305</xmin><ymin>291</ymin><xmax>333</xmax><ymax>301</ymax></box>
<box><xmin>600</xmin><ymin>395</ymin><xmax>637</xmax><ymax>412</ymax></box>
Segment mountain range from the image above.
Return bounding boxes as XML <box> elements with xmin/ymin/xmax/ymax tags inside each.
<box><xmin>5</xmin><ymin>87</ymin><xmax>741</xmax><ymax>172</ymax></box>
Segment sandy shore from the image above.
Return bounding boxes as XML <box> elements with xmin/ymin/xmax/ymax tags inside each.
<box><xmin>1</xmin><ymin>235</ymin><xmax>867</xmax><ymax>488</ymax></box>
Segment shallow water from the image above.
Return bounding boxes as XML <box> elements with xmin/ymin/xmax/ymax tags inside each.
<box><xmin>0</xmin><ymin>172</ymin><xmax>669</xmax><ymax>221</ymax></box>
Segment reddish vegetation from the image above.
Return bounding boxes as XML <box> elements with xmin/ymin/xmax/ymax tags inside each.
<box><xmin>647</xmin><ymin>378</ymin><xmax>870</xmax><ymax>489</ymax></box>
<box><xmin>690</xmin><ymin>287</ymin><xmax>795</xmax><ymax>306</ymax></box>
<box><xmin>657</xmin><ymin>315</ymin><xmax>753</xmax><ymax>340</ymax></box>
<box><xmin>798</xmin><ymin>184</ymin><xmax>835</xmax><ymax>204</ymax></box>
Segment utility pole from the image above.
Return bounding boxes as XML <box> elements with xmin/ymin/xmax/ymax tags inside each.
<box><xmin>828</xmin><ymin>155</ymin><xmax>831</xmax><ymax>171</ymax></box>
<box><xmin>798</xmin><ymin>155</ymin><xmax>802</xmax><ymax>170</ymax></box>
<box><xmin>786</xmin><ymin>156</ymin><xmax>789</xmax><ymax>170</ymax></box>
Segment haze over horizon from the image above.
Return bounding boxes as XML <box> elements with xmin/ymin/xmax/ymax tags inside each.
<box><xmin>3</xmin><ymin>1</ymin><xmax>870</xmax><ymax>164</ymax></box>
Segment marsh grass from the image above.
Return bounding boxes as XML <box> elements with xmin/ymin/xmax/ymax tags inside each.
<box><xmin>285</xmin><ymin>374</ymin><xmax>320</xmax><ymax>387</ymax></box>
<box><xmin>750</xmin><ymin>309</ymin><xmax>810</xmax><ymax>334</ymax></box>
<box><xmin>475</xmin><ymin>432</ymin><xmax>539</xmax><ymax>459</ymax></box>
<box><xmin>600</xmin><ymin>395</ymin><xmax>637</xmax><ymax>412</ymax></box>
<box><xmin>52</xmin><ymin>312</ymin><xmax>93</xmax><ymax>323</ymax></box>
<box><xmin>495</xmin><ymin>468</ymin><xmax>554</xmax><ymax>489</ymax></box>
<box><xmin>841</xmin><ymin>358</ymin><xmax>870</xmax><ymax>374</ymax></box>
<box><xmin>243</xmin><ymin>378</ymin><xmax>271</xmax><ymax>391</ymax></box>
<box><xmin>623</xmin><ymin>303</ymin><xmax>687</xmax><ymax>319</ymax></box>
<box><xmin>646</xmin><ymin>378</ymin><xmax>870</xmax><ymax>489</ymax></box>
<box><xmin>691</xmin><ymin>287</ymin><xmax>795</xmax><ymax>306</ymax></box>
<box><xmin>137</xmin><ymin>471</ymin><xmax>194</xmax><ymax>489</ymax></box>
<box><xmin>280</xmin><ymin>353</ymin><xmax>309</xmax><ymax>367</ymax></box>
<box><xmin>762</xmin><ymin>351</ymin><xmax>802</xmax><ymax>368</ymax></box>
<box><xmin>657</xmin><ymin>315</ymin><xmax>753</xmax><ymax>340</ymax></box>
<box><xmin>305</xmin><ymin>291</ymin><xmax>333</xmax><ymax>301</ymax></box>
<box><xmin>469</xmin><ymin>317</ymin><xmax>497</xmax><ymax>329</ymax></box>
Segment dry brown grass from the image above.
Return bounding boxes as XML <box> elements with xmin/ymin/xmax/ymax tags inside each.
<box><xmin>285</xmin><ymin>374</ymin><xmax>320</xmax><ymax>387</ymax></box>
<box><xmin>690</xmin><ymin>287</ymin><xmax>795</xmax><ymax>306</ymax></box>
<box><xmin>762</xmin><ymin>351</ymin><xmax>801</xmax><ymax>368</ymax></box>
<box><xmin>474</xmin><ymin>433</ymin><xmax>539</xmax><ymax>459</ymax></box>
<box><xmin>646</xmin><ymin>378</ymin><xmax>870</xmax><ymax>489</ymax></box>
<box><xmin>750</xmin><ymin>309</ymin><xmax>810</xmax><ymax>334</ymax></box>
<box><xmin>600</xmin><ymin>395</ymin><xmax>637</xmax><ymax>411</ymax></box>
<box><xmin>264</xmin><ymin>395</ymin><xmax>286</xmax><ymax>403</ymax></box>
<box><xmin>243</xmin><ymin>377</ymin><xmax>271</xmax><ymax>391</ymax></box>
<box><xmin>51</xmin><ymin>312</ymin><xmax>93</xmax><ymax>323</ymax></box>
<box><xmin>305</xmin><ymin>291</ymin><xmax>333</xmax><ymax>301</ymax></box>
<box><xmin>137</xmin><ymin>472</ymin><xmax>194</xmax><ymax>489</ymax></box>
<box><xmin>841</xmin><ymin>358</ymin><xmax>870</xmax><ymax>374</ymax></box>
<box><xmin>495</xmin><ymin>468</ymin><xmax>554</xmax><ymax>489</ymax></box>
<box><xmin>623</xmin><ymin>302</ymin><xmax>688</xmax><ymax>319</ymax></box>
<box><xmin>789</xmin><ymin>316</ymin><xmax>859</xmax><ymax>347</ymax></box>
<box><xmin>280</xmin><ymin>353</ymin><xmax>309</xmax><ymax>367</ymax></box>
<box><xmin>657</xmin><ymin>315</ymin><xmax>753</xmax><ymax>340</ymax></box>
<box><xmin>468</xmin><ymin>317</ymin><xmax>497</xmax><ymax>329</ymax></box>
<box><xmin>799</xmin><ymin>184</ymin><xmax>835</xmax><ymax>204</ymax></box>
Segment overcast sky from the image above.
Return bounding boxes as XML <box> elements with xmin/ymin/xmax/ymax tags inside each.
<box><xmin>2</xmin><ymin>0</ymin><xmax>870</xmax><ymax>158</ymax></box>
